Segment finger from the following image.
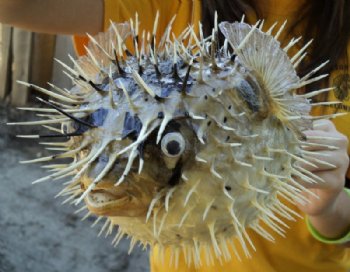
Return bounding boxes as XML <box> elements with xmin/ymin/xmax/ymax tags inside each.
<box><xmin>302</xmin><ymin>149</ymin><xmax>338</xmax><ymax>167</ymax></box>
<box><xmin>294</xmin><ymin>169</ymin><xmax>345</xmax><ymax>191</ymax></box>
<box><xmin>312</xmin><ymin>119</ymin><xmax>336</xmax><ymax>132</ymax></box>
<box><xmin>301</xmin><ymin>130</ymin><xmax>345</xmax><ymax>151</ymax></box>
<box><xmin>292</xmin><ymin>164</ymin><xmax>325</xmax><ymax>184</ymax></box>
<box><xmin>295</xmin><ymin>150</ymin><xmax>339</xmax><ymax>172</ymax></box>
<box><xmin>300</xmin><ymin>139</ymin><xmax>340</xmax><ymax>151</ymax></box>
<box><xmin>292</xmin><ymin>175</ymin><xmax>322</xmax><ymax>190</ymax></box>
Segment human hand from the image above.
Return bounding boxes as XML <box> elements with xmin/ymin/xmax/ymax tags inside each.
<box><xmin>295</xmin><ymin>119</ymin><xmax>350</xmax><ymax>238</ymax></box>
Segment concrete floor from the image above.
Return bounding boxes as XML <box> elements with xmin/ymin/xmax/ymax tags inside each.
<box><xmin>0</xmin><ymin>103</ymin><xmax>149</xmax><ymax>272</ymax></box>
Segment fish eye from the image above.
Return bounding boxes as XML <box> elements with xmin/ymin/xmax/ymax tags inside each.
<box><xmin>161</xmin><ymin>132</ymin><xmax>185</xmax><ymax>157</ymax></box>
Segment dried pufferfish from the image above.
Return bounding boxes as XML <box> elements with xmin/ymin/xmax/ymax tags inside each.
<box><xmin>9</xmin><ymin>13</ymin><xmax>342</xmax><ymax>267</ymax></box>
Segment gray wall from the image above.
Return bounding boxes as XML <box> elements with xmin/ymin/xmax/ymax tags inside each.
<box><xmin>51</xmin><ymin>35</ymin><xmax>76</xmax><ymax>89</ymax></box>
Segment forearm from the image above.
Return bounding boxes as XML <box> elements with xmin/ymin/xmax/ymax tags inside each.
<box><xmin>308</xmin><ymin>189</ymin><xmax>350</xmax><ymax>240</ymax></box>
<box><xmin>0</xmin><ymin>0</ymin><xmax>104</xmax><ymax>34</ymax></box>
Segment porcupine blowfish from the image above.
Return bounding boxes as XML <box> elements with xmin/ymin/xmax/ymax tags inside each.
<box><xmin>9</xmin><ymin>13</ymin><xmax>339</xmax><ymax>268</ymax></box>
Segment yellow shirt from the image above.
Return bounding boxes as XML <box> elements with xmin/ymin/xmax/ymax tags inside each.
<box><xmin>73</xmin><ymin>0</ymin><xmax>350</xmax><ymax>271</ymax></box>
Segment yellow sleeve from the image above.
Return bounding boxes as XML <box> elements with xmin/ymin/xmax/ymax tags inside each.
<box><xmin>74</xmin><ymin>0</ymin><xmax>200</xmax><ymax>56</ymax></box>
<box><xmin>104</xmin><ymin>0</ymin><xmax>201</xmax><ymax>41</ymax></box>
<box><xmin>104</xmin><ymin>0</ymin><xmax>162</xmax><ymax>32</ymax></box>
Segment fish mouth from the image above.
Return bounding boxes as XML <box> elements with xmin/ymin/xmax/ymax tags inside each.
<box><xmin>82</xmin><ymin>176</ymin><xmax>155</xmax><ymax>218</ymax></box>
<box><xmin>86</xmin><ymin>188</ymin><xmax>149</xmax><ymax>217</ymax></box>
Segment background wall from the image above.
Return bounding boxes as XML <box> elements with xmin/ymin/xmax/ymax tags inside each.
<box><xmin>0</xmin><ymin>26</ymin><xmax>150</xmax><ymax>272</ymax></box>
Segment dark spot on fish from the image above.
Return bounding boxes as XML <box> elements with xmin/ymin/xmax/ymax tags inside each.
<box><xmin>223</xmin><ymin>116</ymin><xmax>227</xmax><ymax>123</ymax></box>
<box><xmin>231</xmin><ymin>54</ymin><xmax>237</xmax><ymax>62</ymax></box>
<box><xmin>225</xmin><ymin>185</ymin><xmax>231</xmax><ymax>191</ymax></box>
<box><xmin>184</xmin><ymin>111</ymin><xmax>189</xmax><ymax>117</ymax></box>
<box><xmin>204</xmin><ymin>95</ymin><xmax>208</xmax><ymax>100</ymax></box>
<box><xmin>228</xmin><ymin>105</ymin><xmax>232</xmax><ymax>110</ymax></box>
<box><xmin>226</xmin><ymin>135</ymin><xmax>230</xmax><ymax>141</ymax></box>
<box><xmin>207</xmin><ymin>121</ymin><xmax>212</xmax><ymax>126</ymax></box>
<box><xmin>176</xmin><ymin>234</ymin><xmax>182</xmax><ymax>238</ymax></box>
<box><xmin>122</xmin><ymin>112</ymin><xmax>143</xmax><ymax>140</ymax></box>
<box><xmin>212</xmin><ymin>88</ymin><xmax>216</xmax><ymax>92</ymax></box>
<box><xmin>211</xmin><ymin>205</ymin><xmax>217</xmax><ymax>210</ymax></box>
<box><xmin>144</xmin><ymin>98</ymin><xmax>149</xmax><ymax>102</ymax></box>
<box><xmin>158</xmin><ymin>112</ymin><xmax>164</xmax><ymax>119</ymax></box>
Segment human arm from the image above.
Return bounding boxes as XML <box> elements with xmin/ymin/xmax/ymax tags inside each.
<box><xmin>295</xmin><ymin>119</ymin><xmax>350</xmax><ymax>240</ymax></box>
<box><xmin>0</xmin><ymin>0</ymin><xmax>103</xmax><ymax>34</ymax></box>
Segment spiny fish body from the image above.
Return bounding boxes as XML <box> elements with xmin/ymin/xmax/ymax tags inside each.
<box><xmin>10</xmin><ymin>14</ymin><xmax>339</xmax><ymax>267</ymax></box>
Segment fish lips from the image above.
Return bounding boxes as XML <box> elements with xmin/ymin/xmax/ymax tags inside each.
<box><xmin>85</xmin><ymin>189</ymin><xmax>148</xmax><ymax>217</ymax></box>
<box><xmin>82</xmin><ymin>175</ymin><xmax>155</xmax><ymax>218</ymax></box>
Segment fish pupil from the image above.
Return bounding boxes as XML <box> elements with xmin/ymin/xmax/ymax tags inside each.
<box><xmin>166</xmin><ymin>140</ymin><xmax>181</xmax><ymax>155</ymax></box>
